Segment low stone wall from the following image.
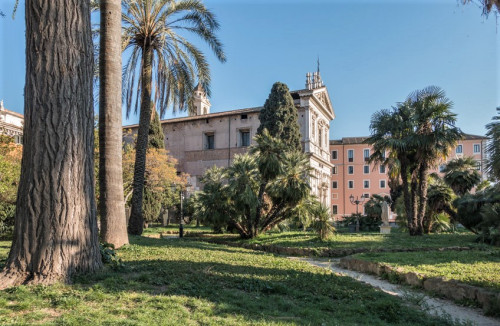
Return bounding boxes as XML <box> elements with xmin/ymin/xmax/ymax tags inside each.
<box><xmin>339</xmin><ymin>257</ymin><xmax>500</xmax><ymax>315</ymax></box>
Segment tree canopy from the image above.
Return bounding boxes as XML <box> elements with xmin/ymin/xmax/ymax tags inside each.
<box><xmin>257</xmin><ymin>82</ymin><xmax>301</xmax><ymax>151</ymax></box>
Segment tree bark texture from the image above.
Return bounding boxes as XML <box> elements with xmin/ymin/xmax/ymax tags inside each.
<box><xmin>128</xmin><ymin>46</ymin><xmax>154</xmax><ymax>235</ymax></box>
<box><xmin>415</xmin><ymin>162</ymin><xmax>429</xmax><ymax>236</ymax></box>
<box><xmin>99</xmin><ymin>0</ymin><xmax>129</xmax><ymax>248</ymax></box>
<box><xmin>0</xmin><ymin>0</ymin><xmax>102</xmax><ymax>289</ymax></box>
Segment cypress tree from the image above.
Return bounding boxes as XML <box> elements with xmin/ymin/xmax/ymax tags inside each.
<box><xmin>143</xmin><ymin>110</ymin><xmax>165</xmax><ymax>226</ymax></box>
<box><xmin>148</xmin><ymin>110</ymin><xmax>165</xmax><ymax>149</ymax></box>
<box><xmin>257</xmin><ymin>82</ymin><xmax>301</xmax><ymax>151</ymax></box>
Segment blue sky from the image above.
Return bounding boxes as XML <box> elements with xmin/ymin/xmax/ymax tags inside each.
<box><xmin>0</xmin><ymin>0</ymin><xmax>498</xmax><ymax>139</ymax></box>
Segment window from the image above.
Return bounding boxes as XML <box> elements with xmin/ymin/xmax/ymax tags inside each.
<box><xmin>363</xmin><ymin>165</ymin><xmax>369</xmax><ymax>174</ymax></box>
<box><xmin>331</xmin><ymin>150</ymin><xmax>338</xmax><ymax>160</ymax></box>
<box><xmin>241</xmin><ymin>114</ymin><xmax>248</xmax><ymax>119</ymax></box>
<box><xmin>348</xmin><ymin>180</ymin><xmax>354</xmax><ymax>189</ymax></box>
<box><xmin>348</xmin><ymin>166</ymin><xmax>354</xmax><ymax>174</ymax></box>
<box><xmin>364</xmin><ymin>180</ymin><xmax>370</xmax><ymax>189</ymax></box>
<box><xmin>348</xmin><ymin>149</ymin><xmax>354</xmax><ymax>162</ymax></box>
<box><xmin>332</xmin><ymin>181</ymin><xmax>338</xmax><ymax>189</ymax></box>
<box><xmin>474</xmin><ymin>144</ymin><xmax>481</xmax><ymax>153</ymax></box>
<box><xmin>476</xmin><ymin>161</ymin><xmax>481</xmax><ymax>171</ymax></box>
<box><xmin>240</xmin><ymin>130</ymin><xmax>250</xmax><ymax>147</ymax></box>
<box><xmin>318</xmin><ymin>127</ymin><xmax>322</xmax><ymax>147</ymax></box>
<box><xmin>364</xmin><ymin>149</ymin><xmax>370</xmax><ymax>161</ymax></box>
<box><xmin>332</xmin><ymin>166</ymin><xmax>338</xmax><ymax>174</ymax></box>
<box><xmin>14</xmin><ymin>135</ymin><xmax>22</xmax><ymax>144</ymax></box>
<box><xmin>363</xmin><ymin>193</ymin><xmax>370</xmax><ymax>198</ymax></box>
<box><xmin>456</xmin><ymin>145</ymin><xmax>463</xmax><ymax>154</ymax></box>
<box><xmin>332</xmin><ymin>205</ymin><xmax>338</xmax><ymax>214</ymax></box>
<box><xmin>204</xmin><ymin>133</ymin><xmax>215</xmax><ymax>150</ymax></box>
<box><xmin>381</xmin><ymin>151</ymin><xmax>386</xmax><ymax>159</ymax></box>
<box><xmin>439</xmin><ymin>165</ymin><xmax>446</xmax><ymax>173</ymax></box>
<box><xmin>380</xmin><ymin>180</ymin><xmax>386</xmax><ymax>188</ymax></box>
<box><xmin>379</xmin><ymin>165</ymin><xmax>386</xmax><ymax>173</ymax></box>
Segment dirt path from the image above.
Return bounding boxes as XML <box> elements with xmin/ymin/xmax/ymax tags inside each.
<box><xmin>293</xmin><ymin>257</ymin><xmax>500</xmax><ymax>326</ymax></box>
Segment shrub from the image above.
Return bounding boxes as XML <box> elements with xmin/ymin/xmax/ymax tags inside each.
<box><xmin>0</xmin><ymin>202</ymin><xmax>15</xmax><ymax>240</ymax></box>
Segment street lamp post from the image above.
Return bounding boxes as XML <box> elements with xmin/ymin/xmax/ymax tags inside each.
<box><xmin>178</xmin><ymin>182</ymin><xmax>192</xmax><ymax>239</ymax></box>
<box><xmin>349</xmin><ymin>194</ymin><xmax>366</xmax><ymax>233</ymax></box>
<box><xmin>179</xmin><ymin>191</ymin><xmax>184</xmax><ymax>238</ymax></box>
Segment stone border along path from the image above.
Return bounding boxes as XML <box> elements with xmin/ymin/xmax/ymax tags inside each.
<box><xmin>293</xmin><ymin>257</ymin><xmax>500</xmax><ymax>326</ymax></box>
<box><xmin>339</xmin><ymin>257</ymin><xmax>500</xmax><ymax>314</ymax></box>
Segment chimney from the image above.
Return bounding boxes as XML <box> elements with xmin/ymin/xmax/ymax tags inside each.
<box><xmin>0</xmin><ymin>100</ymin><xmax>4</xmax><ymax>110</ymax></box>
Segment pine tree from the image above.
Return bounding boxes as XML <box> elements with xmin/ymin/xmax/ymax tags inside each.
<box><xmin>257</xmin><ymin>82</ymin><xmax>301</xmax><ymax>151</ymax></box>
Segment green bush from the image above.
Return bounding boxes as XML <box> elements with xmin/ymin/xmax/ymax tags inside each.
<box><xmin>0</xmin><ymin>202</ymin><xmax>15</xmax><ymax>240</ymax></box>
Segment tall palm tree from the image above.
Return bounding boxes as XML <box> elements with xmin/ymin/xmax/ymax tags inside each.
<box><xmin>122</xmin><ymin>0</ymin><xmax>226</xmax><ymax>235</ymax></box>
<box><xmin>98</xmin><ymin>0</ymin><xmax>129</xmax><ymax>248</ymax></box>
<box><xmin>486</xmin><ymin>107</ymin><xmax>500</xmax><ymax>181</ymax></box>
<box><xmin>409</xmin><ymin>86</ymin><xmax>462</xmax><ymax>235</ymax></box>
<box><xmin>442</xmin><ymin>157</ymin><xmax>481</xmax><ymax>196</ymax></box>
<box><xmin>366</xmin><ymin>103</ymin><xmax>419</xmax><ymax>234</ymax></box>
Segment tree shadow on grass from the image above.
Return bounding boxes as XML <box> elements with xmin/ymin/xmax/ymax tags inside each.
<box><xmin>66</xmin><ymin>236</ymin><xmax>454</xmax><ymax>326</ymax></box>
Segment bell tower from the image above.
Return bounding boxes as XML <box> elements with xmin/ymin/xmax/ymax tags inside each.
<box><xmin>191</xmin><ymin>83</ymin><xmax>211</xmax><ymax>116</ymax></box>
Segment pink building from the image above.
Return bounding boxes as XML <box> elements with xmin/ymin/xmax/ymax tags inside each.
<box><xmin>330</xmin><ymin>134</ymin><xmax>488</xmax><ymax>220</ymax></box>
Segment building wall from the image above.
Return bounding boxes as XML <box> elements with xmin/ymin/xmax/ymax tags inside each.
<box><xmin>0</xmin><ymin>102</ymin><xmax>24</xmax><ymax>143</ymax></box>
<box><xmin>162</xmin><ymin>109</ymin><xmax>261</xmax><ymax>191</ymax></box>
<box><xmin>124</xmin><ymin>81</ymin><xmax>336</xmax><ymax>210</ymax></box>
<box><xmin>330</xmin><ymin>136</ymin><xmax>488</xmax><ymax>220</ymax></box>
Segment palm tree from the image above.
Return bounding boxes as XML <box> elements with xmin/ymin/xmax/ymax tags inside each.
<box><xmin>122</xmin><ymin>0</ymin><xmax>226</xmax><ymax>235</ymax></box>
<box><xmin>366</xmin><ymin>103</ymin><xmax>419</xmax><ymax>234</ymax></box>
<box><xmin>426</xmin><ymin>177</ymin><xmax>455</xmax><ymax>233</ymax></box>
<box><xmin>249</xmin><ymin>129</ymin><xmax>285</xmax><ymax>237</ymax></box>
<box><xmin>198</xmin><ymin>166</ymin><xmax>232</xmax><ymax>233</ymax></box>
<box><xmin>409</xmin><ymin>86</ymin><xmax>462</xmax><ymax>235</ymax></box>
<box><xmin>98</xmin><ymin>0</ymin><xmax>129</xmax><ymax>248</ymax></box>
<box><xmin>486</xmin><ymin>107</ymin><xmax>500</xmax><ymax>181</ymax></box>
<box><xmin>442</xmin><ymin>157</ymin><xmax>481</xmax><ymax>196</ymax></box>
<box><xmin>226</xmin><ymin>154</ymin><xmax>259</xmax><ymax>237</ymax></box>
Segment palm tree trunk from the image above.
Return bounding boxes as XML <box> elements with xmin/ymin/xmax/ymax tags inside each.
<box><xmin>98</xmin><ymin>0</ymin><xmax>129</xmax><ymax>248</ymax></box>
<box><xmin>253</xmin><ymin>183</ymin><xmax>266</xmax><ymax>237</ymax></box>
<box><xmin>415</xmin><ymin>162</ymin><xmax>429</xmax><ymax>235</ymax></box>
<box><xmin>400</xmin><ymin>158</ymin><xmax>415</xmax><ymax>235</ymax></box>
<box><xmin>410</xmin><ymin>173</ymin><xmax>419</xmax><ymax>235</ymax></box>
<box><xmin>129</xmin><ymin>45</ymin><xmax>154</xmax><ymax>235</ymax></box>
<box><xmin>0</xmin><ymin>0</ymin><xmax>102</xmax><ymax>289</ymax></box>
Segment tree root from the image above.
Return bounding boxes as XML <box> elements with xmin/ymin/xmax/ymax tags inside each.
<box><xmin>0</xmin><ymin>268</ymin><xmax>66</xmax><ymax>290</ymax></box>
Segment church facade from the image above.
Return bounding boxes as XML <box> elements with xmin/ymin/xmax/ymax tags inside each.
<box><xmin>124</xmin><ymin>72</ymin><xmax>335</xmax><ymax>209</ymax></box>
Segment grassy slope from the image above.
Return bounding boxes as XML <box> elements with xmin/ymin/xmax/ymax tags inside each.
<box><xmin>355</xmin><ymin>249</ymin><xmax>500</xmax><ymax>292</ymax></box>
<box><xmin>0</xmin><ymin>238</ymin><xmax>456</xmax><ymax>325</ymax></box>
<box><xmin>203</xmin><ymin>231</ymin><xmax>478</xmax><ymax>251</ymax></box>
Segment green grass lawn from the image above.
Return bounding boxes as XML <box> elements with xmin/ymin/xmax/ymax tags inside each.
<box><xmin>0</xmin><ymin>238</ymin><xmax>460</xmax><ymax>325</ymax></box>
<box><xmin>201</xmin><ymin>231</ymin><xmax>478</xmax><ymax>251</ymax></box>
<box><xmin>142</xmin><ymin>224</ymin><xmax>212</xmax><ymax>236</ymax></box>
<box><xmin>355</xmin><ymin>249</ymin><xmax>500</xmax><ymax>292</ymax></box>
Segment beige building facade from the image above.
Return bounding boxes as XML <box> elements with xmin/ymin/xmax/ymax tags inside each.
<box><xmin>0</xmin><ymin>100</ymin><xmax>23</xmax><ymax>143</ymax></box>
<box><xmin>125</xmin><ymin>72</ymin><xmax>336</xmax><ymax>208</ymax></box>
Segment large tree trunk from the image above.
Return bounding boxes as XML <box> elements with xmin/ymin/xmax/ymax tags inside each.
<box><xmin>99</xmin><ymin>0</ymin><xmax>129</xmax><ymax>248</ymax></box>
<box><xmin>0</xmin><ymin>0</ymin><xmax>102</xmax><ymax>289</ymax></box>
<box><xmin>128</xmin><ymin>46</ymin><xmax>154</xmax><ymax>235</ymax></box>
